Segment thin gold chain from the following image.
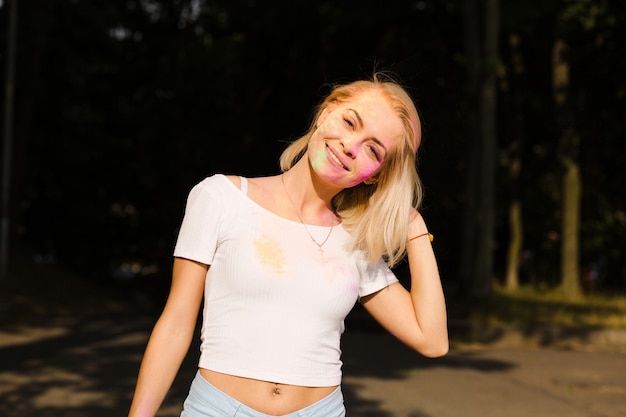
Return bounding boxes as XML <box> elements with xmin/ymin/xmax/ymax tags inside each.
<box><xmin>281</xmin><ymin>174</ymin><xmax>334</xmax><ymax>253</ymax></box>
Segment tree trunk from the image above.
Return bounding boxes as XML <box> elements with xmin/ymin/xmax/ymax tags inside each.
<box><xmin>552</xmin><ymin>38</ymin><xmax>582</xmax><ymax>300</ymax></box>
<box><xmin>505</xmin><ymin>33</ymin><xmax>525</xmax><ymax>291</ymax></box>
<box><xmin>459</xmin><ymin>0</ymin><xmax>481</xmax><ymax>293</ymax></box>
<box><xmin>506</xmin><ymin>201</ymin><xmax>522</xmax><ymax>290</ymax></box>
<box><xmin>561</xmin><ymin>156</ymin><xmax>582</xmax><ymax>299</ymax></box>
<box><xmin>472</xmin><ymin>0</ymin><xmax>499</xmax><ymax>296</ymax></box>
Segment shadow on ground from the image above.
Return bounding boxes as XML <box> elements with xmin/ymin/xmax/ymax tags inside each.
<box><xmin>340</xmin><ymin>321</ymin><xmax>515</xmax><ymax>417</ymax></box>
<box><xmin>0</xmin><ymin>301</ymin><xmax>516</xmax><ymax>417</ymax></box>
<box><xmin>3</xmin><ymin>258</ymin><xmax>626</xmax><ymax>417</ymax></box>
<box><xmin>0</xmin><ymin>261</ymin><xmax>523</xmax><ymax>417</ymax></box>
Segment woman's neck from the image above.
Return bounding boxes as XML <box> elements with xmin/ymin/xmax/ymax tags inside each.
<box><xmin>281</xmin><ymin>161</ymin><xmax>340</xmax><ymax>225</ymax></box>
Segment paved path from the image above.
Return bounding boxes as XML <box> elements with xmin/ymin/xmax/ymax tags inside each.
<box><xmin>1</xmin><ymin>314</ymin><xmax>625</xmax><ymax>417</ymax></box>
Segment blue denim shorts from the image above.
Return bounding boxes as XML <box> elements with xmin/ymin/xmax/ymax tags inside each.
<box><xmin>180</xmin><ymin>371</ymin><xmax>346</xmax><ymax>417</ymax></box>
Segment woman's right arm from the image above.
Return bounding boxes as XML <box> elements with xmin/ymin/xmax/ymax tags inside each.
<box><xmin>128</xmin><ymin>257</ymin><xmax>208</xmax><ymax>417</ymax></box>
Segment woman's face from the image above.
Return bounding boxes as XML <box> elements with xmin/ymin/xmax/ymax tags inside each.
<box><xmin>307</xmin><ymin>91</ymin><xmax>404</xmax><ymax>189</ymax></box>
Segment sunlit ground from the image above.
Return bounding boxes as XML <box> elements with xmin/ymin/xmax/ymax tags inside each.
<box><xmin>472</xmin><ymin>285</ymin><xmax>626</xmax><ymax>329</ymax></box>
<box><xmin>1</xmin><ymin>317</ymin><xmax>626</xmax><ymax>417</ymax></box>
<box><xmin>1</xmin><ymin>262</ymin><xmax>626</xmax><ymax>416</ymax></box>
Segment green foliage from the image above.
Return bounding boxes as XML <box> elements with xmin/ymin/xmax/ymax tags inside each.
<box><xmin>1</xmin><ymin>0</ymin><xmax>625</xmax><ymax>293</ymax></box>
<box><xmin>471</xmin><ymin>286</ymin><xmax>626</xmax><ymax>329</ymax></box>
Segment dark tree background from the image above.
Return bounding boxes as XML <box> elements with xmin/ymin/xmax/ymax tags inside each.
<box><xmin>1</xmin><ymin>0</ymin><xmax>625</xmax><ymax>310</ymax></box>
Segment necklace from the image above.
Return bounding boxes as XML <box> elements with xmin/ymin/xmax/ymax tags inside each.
<box><xmin>281</xmin><ymin>174</ymin><xmax>334</xmax><ymax>253</ymax></box>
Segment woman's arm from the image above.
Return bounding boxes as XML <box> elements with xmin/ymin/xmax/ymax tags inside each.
<box><xmin>361</xmin><ymin>211</ymin><xmax>448</xmax><ymax>357</ymax></box>
<box><xmin>128</xmin><ymin>258</ymin><xmax>208</xmax><ymax>417</ymax></box>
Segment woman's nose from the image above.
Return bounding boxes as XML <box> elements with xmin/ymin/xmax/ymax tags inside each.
<box><xmin>341</xmin><ymin>137</ymin><xmax>358</xmax><ymax>158</ymax></box>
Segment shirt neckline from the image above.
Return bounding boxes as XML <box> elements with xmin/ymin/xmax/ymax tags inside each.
<box><xmin>216</xmin><ymin>174</ymin><xmax>343</xmax><ymax>230</ymax></box>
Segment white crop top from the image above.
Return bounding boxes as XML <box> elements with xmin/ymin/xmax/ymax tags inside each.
<box><xmin>173</xmin><ymin>174</ymin><xmax>398</xmax><ymax>386</ymax></box>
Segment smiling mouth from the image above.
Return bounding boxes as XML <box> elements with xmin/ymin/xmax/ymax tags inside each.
<box><xmin>326</xmin><ymin>145</ymin><xmax>348</xmax><ymax>170</ymax></box>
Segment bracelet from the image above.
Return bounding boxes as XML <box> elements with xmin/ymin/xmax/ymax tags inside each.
<box><xmin>409</xmin><ymin>232</ymin><xmax>434</xmax><ymax>242</ymax></box>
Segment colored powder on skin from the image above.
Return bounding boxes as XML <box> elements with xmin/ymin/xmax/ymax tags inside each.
<box><xmin>357</xmin><ymin>174</ymin><xmax>370</xmax><ymax>184</ymax></box>
<box><xmin>310</xmin><ymin>148</ymin><xmax>326</xmax><ymax>169</ymax></box>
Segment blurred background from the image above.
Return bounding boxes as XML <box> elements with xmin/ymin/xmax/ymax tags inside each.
<box><xmin>1</xmin><ymin>0</ymin><xmax>625</xmax><ymax>325</ymax></box>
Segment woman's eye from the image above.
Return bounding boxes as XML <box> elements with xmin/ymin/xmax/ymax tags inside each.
<box><xmin>344</xmin><ymin>118</ymin><xmax>354</xmax><ymax>128</ymax></box>
<box><xmin>368</xmin><ymin>145</ymin><xmax>380</xmax><ymax>160</ymax></box>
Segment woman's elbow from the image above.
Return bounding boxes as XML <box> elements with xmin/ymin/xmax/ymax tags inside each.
<box><xmin>420</xmin><ymin>341</ymin><xmax>449</xmax><ymax>358</ymax></box>
<box><xmin>409</xmin><ymin>335</ymin><xmax>449</xmax><ymax>358</ymax></box>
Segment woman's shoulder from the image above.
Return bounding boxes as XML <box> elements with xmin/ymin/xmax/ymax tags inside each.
<box><xmin>193</xmin><ymin>173</ymin><xmax>238</xmax><ymax>190</ymax></box>
<box><xmin>182</xmin><ymin>174</ymin><xmax>239</xmax><ymax>204</ymax></box>
<box><xmin>192</xmin><ymin>173</ymin><xmax>278</xmax><ymax>200</ymax></box>
<box><xmin>190</xmin><ymin>173</ymin><xmax>282</xmax><ymax>213</ymax></box>
<box><xmin>223</xmin><ymin>174</ymin><xmax>241</xmax><ymax>189</ymax></box>
<box><xmin>222</xmin><ymin>174</ymin><xmax>276</xmax><ymax>194</ymax></box>
<box><xmin>245</xmin><ymin>175</ymin><xmax>283</xmax><ymax>209</ymax></box>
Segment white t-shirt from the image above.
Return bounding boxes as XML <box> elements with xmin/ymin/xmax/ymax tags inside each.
<box><xmin>174</xmin><ymin>174</ymin><xmax>398</xmax><ymax>386</ymax></box>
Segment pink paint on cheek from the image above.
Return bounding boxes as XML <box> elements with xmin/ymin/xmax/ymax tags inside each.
<box><xmin>357</xmin><ymin>174</ymin><xmax>371</xmax><ymax>183</ymax></box>
<box><xmin>358</xmin><ymin>161</ymin><xmax>382</xmax><ymax>183</ymax></box>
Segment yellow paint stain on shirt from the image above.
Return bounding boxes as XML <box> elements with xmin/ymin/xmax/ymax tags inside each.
<box><xmin>253</xmin><ymin>235</ymin><xmax>286</xmax><ymax>275</ymax></box>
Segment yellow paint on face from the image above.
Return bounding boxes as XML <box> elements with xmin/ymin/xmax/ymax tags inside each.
<box><xmin>253</xmin><ymin>235</ymin><xmax>286</xmax><ymax>275</ymax></box>
<box><xmin>310</xmin><ymin>147</ymin><xmax>326</xmax><ymax>169</ymax></box>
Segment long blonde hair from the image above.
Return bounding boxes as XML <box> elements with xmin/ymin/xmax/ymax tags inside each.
<box><xmin>279</xmin><ymin>73</ymin><xmax>423</xmax><ymax>267</ymax></box>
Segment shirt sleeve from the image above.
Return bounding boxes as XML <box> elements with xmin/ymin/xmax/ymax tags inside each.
<box><xmin>173</xmin><ymin>177</ymin><xmax>222</xmax><ymax>265</ymax></box>
<box><xmin>357</xmin><ymin>255</ymin><xmax>399</xmax><ymax>298</ymax></box>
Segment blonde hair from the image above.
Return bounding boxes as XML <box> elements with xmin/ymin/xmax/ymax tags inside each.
<box><xmin>279</xmin><ymin>73</ymin><xmax>423</xmax><ymax>267</ymax></box>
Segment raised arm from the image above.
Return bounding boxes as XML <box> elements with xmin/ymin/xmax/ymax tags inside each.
<box><xmin>360</xmin><ymin>211</ymin><xmax>448</xmax><ymax>357</ymax></box>
<box><xmin>128</xmin><ymin>258</ymin><xmax>208</xmax><ymax>417</ymax></box>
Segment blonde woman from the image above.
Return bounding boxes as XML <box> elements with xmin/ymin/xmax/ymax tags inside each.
<box><xmin>128</xmin><ymin>73</ymin><xmax>448</xmax><ymax>417</ymax></box>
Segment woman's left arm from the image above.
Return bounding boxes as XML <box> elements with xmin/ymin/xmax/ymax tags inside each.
<box><xmin>360</xmin><ymin>211</ymin><xmax>449</xmax><ymax>357</ymax></box>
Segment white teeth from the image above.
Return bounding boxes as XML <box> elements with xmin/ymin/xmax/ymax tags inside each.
<box><xmin>328</xmin><ymin>148</ymin><xmax>346</xmax><ymax>168</ymax></box>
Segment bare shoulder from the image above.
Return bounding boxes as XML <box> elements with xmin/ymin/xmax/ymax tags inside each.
<box><xmin>224</xmin><ymin>175</ymin><xmax>241</xmax><ymax>189</ymax></box>
<box><xmin>224</xmin><ymin>174</ymin><xmax>281</xmax><ymax>197</ymax></box>
<box><xmin>223</xmin><ymin>174</ymin><xmax>273</xmax><ymax>189</ymax></box>
<box><xmin>247</xmin><ymin>175</ymin><xmax>285</xmax><ymax>212</ymax></box>
<box><xmin>247</xmin><ymin>175</ymin><xmax>279</xmax><ymax>191</ymax></box>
